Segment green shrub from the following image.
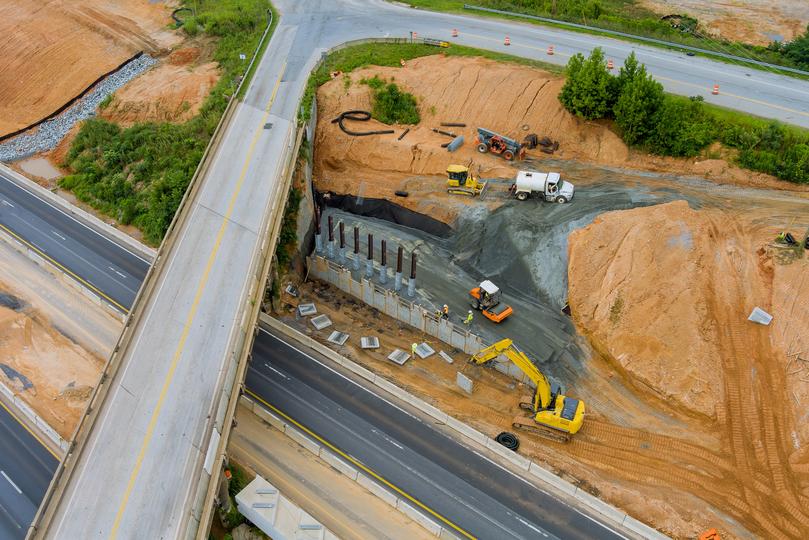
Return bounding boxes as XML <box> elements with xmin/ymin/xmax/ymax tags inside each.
<box><xmin>559</xmin><ymin>48</ymin><xmax>615</xmax><ymax>120</ymax></box>
<box><xmin>371</xmin><ymin>82</ymin><xmax>420</xmax><ymax>125</ymax></box>
<box><xmin>613</xmin><ymin>53</ymin><xmax>663</xmax><ymax>145</ymax></box>
<box><xmin>647</xmin><ymin>97</ymin><xmax>716</xmax><ymax>157</ymax></box>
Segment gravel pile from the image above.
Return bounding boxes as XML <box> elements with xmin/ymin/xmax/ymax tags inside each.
<box><xmin>0</xmin><ymin>54</ymin><xmax>157</xmax><ymax>163</ymax></box>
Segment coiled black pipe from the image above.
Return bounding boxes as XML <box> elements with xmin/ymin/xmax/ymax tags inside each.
<box><xmin>331</xmin><ymin>110</ymin><xmax>394</xmax><ymax>136</ymax></box>
<box><xmin>495</xmin><ymin>432</ymin><xmax>520</xmax><ymax>451</ymax></box>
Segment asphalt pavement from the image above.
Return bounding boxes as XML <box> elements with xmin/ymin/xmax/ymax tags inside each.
<box><xmin>0</xmin><ymin>171</ymin><xmax>148</xmax><ymax>311</ymax></box>
<box><xmin>0</xmin><ymin>403</ymin><xmax>58</xmax><ymax>540</ymax></box>
<box><xmin>248</xmin><ymin>326</ymin><xmax>627</xmax><ymax>540</ymax></box>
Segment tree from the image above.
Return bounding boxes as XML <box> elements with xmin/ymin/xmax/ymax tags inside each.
<box><xmin>647</xmin><ymin>97</ymin><xmax>716</xmax><ymax>157</ymax></box>
<box><xmin>782</xmin><ymin>24</ymin><xmax>809</xmax><ymax>69</ymax></box>
<box><xmin>558</xmin><ymin>47</ymin><xmax>614</xmax><ymax>120</ymax></box>
<box><xmin>615</xmin><ymin>52</ymin><xmax>640</xmax><ymax>92</ymax></box>
<box><xmin>613</xmin><ymin>61</ymin><xmax>664</xmax><ymax>145</ymax></box>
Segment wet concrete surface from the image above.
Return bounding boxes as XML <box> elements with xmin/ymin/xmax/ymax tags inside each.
<box><xmin>316</xmin><ymin>160</ymin><xmax>809</xmax><ymax>431</ymax></box>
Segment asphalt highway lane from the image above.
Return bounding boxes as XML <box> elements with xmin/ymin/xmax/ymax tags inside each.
<box><xmin>248</xmin><ymin>327</ymin><xmax>626</xmax><ymax>540</ymax></box>
<box><xmin>0</xmin><ymin>404</ymin><xmax>58</xmax><ymax>540</ymax></box>
<box><xmin>0</xmin><ymin>171</ymin><xmax>148</xmax><ymax>311</ymax></box>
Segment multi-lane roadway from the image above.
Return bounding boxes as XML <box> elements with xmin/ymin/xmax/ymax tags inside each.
<box><xmin>4</xmin><ymin>0</ymin><xmax>807</xmax><ymax>538</ymax></box>
<box><xmin>0</xmin><ymin>403</ymin><xmax>57</xmax><ymax>540</ymax></box>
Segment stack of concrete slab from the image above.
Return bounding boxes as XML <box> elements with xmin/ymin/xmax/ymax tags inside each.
<box><xmin>361</xmin><ymin>337</ymin><xmax>380</xmax><ymax>349</ymax></box>
<box><xmin>414</xmin><ymin>343</ymin><xmax>435</xmax><ymax>359</ymax></box>
<box><xmin>310</xmin><ymin>314</ymin><xmax>333</xmax><ymax>330</ymax></box>
<box><xmin>327</xmin><ymin>331</ymin><xmax>349</xmax><ymax>346</ymax></box>
<box><xmin>298</xmin><ymin>303</ymin><xmax>317</xmax><ymax>316</ymax></box>
<box><xmin>387</xmin><ymin>349</ymin><xmax>410</xmax><ymax>365</ymax></box>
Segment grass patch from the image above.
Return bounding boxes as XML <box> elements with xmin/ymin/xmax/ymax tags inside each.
<box><xmin>299</xmin><ymin>41</ymin><xmax>563</xmax><ymax>121</ymax></box>
<box><xmin>609</xmin><ymin>294</ymin><xmax>623</xmax><ymax>325</ymax></box>
<box><xmin>275</xmin><ymin>186</ymin><xmax>302</xmax><ymax>269</ymax></box>
<box><xmin>60</xmin><ymin>0</ymin><xmax>274</xmax><ymax>245</ymax></box>
<box><xmin>398</xmin><ymin>1</ymin><xmax>809</xmax><ymax>77</ymax></box>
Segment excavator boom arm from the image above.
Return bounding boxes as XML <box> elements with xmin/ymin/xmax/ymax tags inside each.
<box><xmin>470</xmin><ymin>339</ymin><xmax>553</xmax><ymax>408</ymax></box>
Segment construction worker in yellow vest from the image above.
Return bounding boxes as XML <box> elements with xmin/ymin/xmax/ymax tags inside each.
<box><xmin>464</xmin><ymin>310</ymin><xmax>473</xmax><ymax>325</ymax></box>
<box><xmin>411</xmin><ymin>342</ymin><xmax>418</xmax><ymax>357</ymax></box>
<box><xmin>441</xmin><ymin>304</ymin><xmax>449</xmax><ymax>319</ymax></box>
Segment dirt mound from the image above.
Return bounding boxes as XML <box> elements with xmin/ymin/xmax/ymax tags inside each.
<box><xmin>0</xmin><ymin>0</ymin><xmax>180</xmax><ymax>137</ymax></box>
<box><xmin>568</xmin><ymin>201</ymin><xmax>724</xmax><ymax>416</ymax></box>
<box><xmin>0</xmin><ymin>291</ymin><xmax>104</xmax><ymax>439</ymax></box>
<box><xmin>99</xmin><ymin>49</ymin><xmax>220</xmax><ymax>125</ymax></box>
<box><xmin>314</xmin><ymin>55</ymin><xmax>627</xmax><ymax>219</ymax></box>
<box><xmin>568</xmin><ymin>200</ymin><xmax>809</xmax><ymax>538</ymax></box>
<box><xmin>639</xmin><ymin>0</ymin><xmax>809</xmax><ymax>45</ymax></box>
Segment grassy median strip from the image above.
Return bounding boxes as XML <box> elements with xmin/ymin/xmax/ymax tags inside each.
<box><xmin>60</xmin><ymin>0</ymin><xmax>275</xmax><ymax>246</ymax></box>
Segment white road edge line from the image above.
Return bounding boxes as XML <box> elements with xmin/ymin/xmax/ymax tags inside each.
<box><xmin>1</xmin><ymin>470</ymin><xmax>22</xmax><ymax>494</ymax></box>
<box><xmin>259</xmin><ymin>327</ymin><xmax>629</xmax><ymax>539</ymax></box>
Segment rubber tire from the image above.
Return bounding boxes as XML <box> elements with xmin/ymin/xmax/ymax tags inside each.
<box><xmin>477</xmin><ymin>143</ymin><xmax>489</xmax><ymax>153</ymax></box>
<box><xmin>503</xmin><ymin>150</ymin><xmax>514</xmax><ymax>160</ymax></box>
<box><xmin>556</xmin><ymin>196</ymin><xmax>567</xmax><ymax>204</ymax></box>
<box><xmin>516</xmin><ymin>192</ymin><xmax>528</xmax><ymax>201</ymax></box>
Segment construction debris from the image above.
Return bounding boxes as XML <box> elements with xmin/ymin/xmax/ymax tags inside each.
<box><xmin>397</xmin><ymin>128</ymin><xmax>410</xmax><ymax>141</ymax></box>
<box><xmin>440</xmin><ymin>122</ymin><xmax>466</xmax><ymax>127</ymax></box>
<box><xmin>748</xmin><ymin>307</ymin><xmax>773</xmax><ymax>325</ymax></box>
<box><xmin>432</xmin><ymin>127</ymin><xmax>456</xmax><ymax>138</ymax></box>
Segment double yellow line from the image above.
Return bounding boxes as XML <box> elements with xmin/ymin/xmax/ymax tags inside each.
<box><xmin>0</xmin><ymin>223</ymin><xmax>128</xmax><ymax>313</ymax></box>
<box><xmin>245</xmin><ymin>389</ymin><xmax>477</xmax><ymax>540</ymax></box>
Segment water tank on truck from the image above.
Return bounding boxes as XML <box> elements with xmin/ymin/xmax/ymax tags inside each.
<box><xmin>510</xmin><ymin>171</ymin><xmax>574</xmax><ymax>203</ymax></box>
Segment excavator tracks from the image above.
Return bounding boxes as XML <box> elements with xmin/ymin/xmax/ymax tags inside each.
<box><xmin>512</xmin><ymin>415</ymin><xmax>571</xmax><ymax>443</ymax></box>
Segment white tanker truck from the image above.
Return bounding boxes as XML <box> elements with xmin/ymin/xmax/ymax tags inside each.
<box><xmin>509</xmin><ymin>171</ymin><xmax>574</xmax><ymax>203</ymax></box>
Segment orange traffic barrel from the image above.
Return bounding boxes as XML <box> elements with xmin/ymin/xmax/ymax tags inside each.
<box><xmin>504</xmin><ymin>36</ymin><xmax>511</xmax><ymax>46</ymax></box>
<box><xmin>712</xmin><ymin>84</ymin><xmax>720</xmax><ymax>95</ymax></box>
<box><xmin>452</xmin><ymin>28</ymin><xmax>458</xmax><ymax>37</ymax></box>
<box><xmin>607</xmin><ymin>59</ymin><xmax>614</xmax><ymax>69</ymax></box>
<box><xmin>547</xmin><ymin>45</ymin><xmax>554</xmax><ymax>55</ymax></box>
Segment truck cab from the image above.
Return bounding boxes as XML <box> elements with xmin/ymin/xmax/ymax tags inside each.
<box><xmin>511</xmin><ymin>171</ymin><xmax>574</xmax><ymax>203</ymax></box>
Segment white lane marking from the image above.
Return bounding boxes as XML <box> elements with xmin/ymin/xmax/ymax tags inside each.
<box><xmin>52</xmin><ymin>230</ymin><xmax>66</xmax><ymax>241</ymax></box>
<box><xmin>517</xmin><ymin>515</ymin><xmax>549</xmax><ymax>537</ymax></box>
<box><xmin>1</xmin><ymin>470</ymin><xmax>22</xmax><ymax>494</ymax></box>
<box><xmin>108</xmin><ymin>266</ymin><xmax>127</xmax><ymax>279</ymax></box>
<box><xmin>264</xmin><ymin>363</ymin><xmax>289</xmax><ymax>380</ymax></box>
<box><xmin>1</xmin><ymin>199</ymin><xmax>13</xmax><ymax>208</ymax></box>
<box><xmin>261</xmin><ymin>327</ymin><xmax>629</xmax><ymax>539</ymax></box>
<box><xmin>0</xmin><ymin>173</ymin><xmax>151</xmax><ymax>264</ymax></box>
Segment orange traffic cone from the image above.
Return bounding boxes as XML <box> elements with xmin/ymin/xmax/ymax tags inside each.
<box><xmin>412</xmin><ymin>31</ymin><xmax>418</xmax><ymax>41</ymax></box>
<box><xmin>547</xmin><ymin>45</ymin><xmax>554</xmax><ymax>55</ymax></box>
<box><xmin>712</xmin><ymin>84</ymin><xmax>719</xmax><ymax>95</ymax></box>
<box><xmin>504</xmin><ymin>36</ymin><xmax>511</xmax><ymax>46</ymax></box>
<box><xmin>452</xmin><ymin>28</ymin><xmax>459</xmax><ymax>38</ymax></box>
<box><xmin>607</xmin><ymin>59</ymin><xmax>614</xmax><ymax>69</ymax></box>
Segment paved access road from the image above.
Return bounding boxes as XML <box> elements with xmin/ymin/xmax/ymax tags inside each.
<box><xmin>0</xmin><ymin>403</ymin><xmax>58</xmax><ymax>540</ymax></box>
<box><xmin>247</xmin><ymin>327</ymin><xmax>626</xmax><ymax>540</ymax></box>
<box><xmin>0</xmin><ymin>170</ymin><xmax>148</xmax><ymax>311</ymax></box>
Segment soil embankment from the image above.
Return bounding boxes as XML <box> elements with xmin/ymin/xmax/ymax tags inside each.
<box><xmin>0</xmin><ymin>0</ymin><xmax>180</xmax><ymax>138</ymax></box>
<box><xmin>314</xmin><ymin>55</ymin><xmax>801</xmax><ymax>226</ymax></box>
<box><xmin>568</xmin><ymin>200</ymin><xmax>809</xmax><ymax>538</ymax></box>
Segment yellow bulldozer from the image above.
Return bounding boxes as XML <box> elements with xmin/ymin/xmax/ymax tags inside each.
<box><xmin>470</xmin><ymin>338</ymin><xmax>585</xmax><ymax>442</ymax></box>
<box><xmin>446</xmin><ymin>163</ymin><xmax>487</xmax><ymax>197</ymax></box>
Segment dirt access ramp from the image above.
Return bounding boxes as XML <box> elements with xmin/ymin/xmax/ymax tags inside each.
<box><xmin>0</xmin><ymin>0</ymin><xmax>179</xmax><ymax>138</ymax></box>
<box><xmin>568</xmin><ymin>200</ymin><xmax>809</xmax><ymax>538</ymax></box>
<box><xmin>639</xmin><ymin>0</ymin><xmax>809</xmax><ymax>45</ymax></box>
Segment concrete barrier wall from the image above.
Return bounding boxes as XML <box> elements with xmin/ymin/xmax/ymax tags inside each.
<box><xmin>0</xmin><ymin>380</ymin><xmax>68</xmax><ymax>454</ymax></box>
<box><xmin>238</xmin><ymin>394</ymin><xmax>454</xmax><ymax>539</ymax></box>
<box><xmin>262</xmin><ymin>315</ymin><xmax>669</xmax><ymax>540</ymax></box>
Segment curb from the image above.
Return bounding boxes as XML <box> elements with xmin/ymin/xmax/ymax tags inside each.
<box><xmin>260</xmin><ymin>314</ymin><xmax>669</xmax><ymax>540</ymax></box>
<box><xmin>0</xmin><ymin>164</ymin><xmax>156</xmax><ymax>263</ymax></box>
<box><xmin>238</xmin><ymin>395</ymin><xmax>457</xmax><ymax>539</ymax></box>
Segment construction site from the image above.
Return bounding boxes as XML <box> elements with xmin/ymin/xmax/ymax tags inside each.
<box><xmin>282</xmin><ymin>53</ymin><xmax>809</xmax><ymax>539</ymax></box>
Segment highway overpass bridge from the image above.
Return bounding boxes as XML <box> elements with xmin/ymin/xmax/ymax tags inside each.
<box><xmin>7</xmin><ymin>0</ymin><xmax>806</xmax><ymax>539</ymax></box>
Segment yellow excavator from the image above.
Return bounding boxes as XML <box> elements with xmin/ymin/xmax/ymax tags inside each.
<box><xmin>446</xmin><ymin>163</ymin><xmax>487</xmax><ymax>197</ymax></box>
<box><xmin>470</xmin><ymin>338</ymin><xmax>585</xmax><ymax>442</ymax></box>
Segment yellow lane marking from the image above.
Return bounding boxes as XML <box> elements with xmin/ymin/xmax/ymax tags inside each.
<box><xmin>108</xmin><ymin>62</ymin><xmax>287</xmax><ymax>539</ymax></box>
<box><xmin>463</xmin><ymin>31</ymin><xmax>571</xmax><ymax>58</ymax></box>
<box><xmin>0</xmin><ymin>223</ymin><xmax>128</xmax><ymax>313</ymax></box>
<box><xmin>656</xmin><ymin>75</ymin><xmax>809</xmax><ymax>118</ymax></box>
<box><xmin>245</xmin><ymin>389</ymin><xmax>477</xmax><ymax>540</ymax></box>
<box><xmin>0</xmin><ymin>396</ymin><xmax>60</xmax><ymax>460</ymax></box>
